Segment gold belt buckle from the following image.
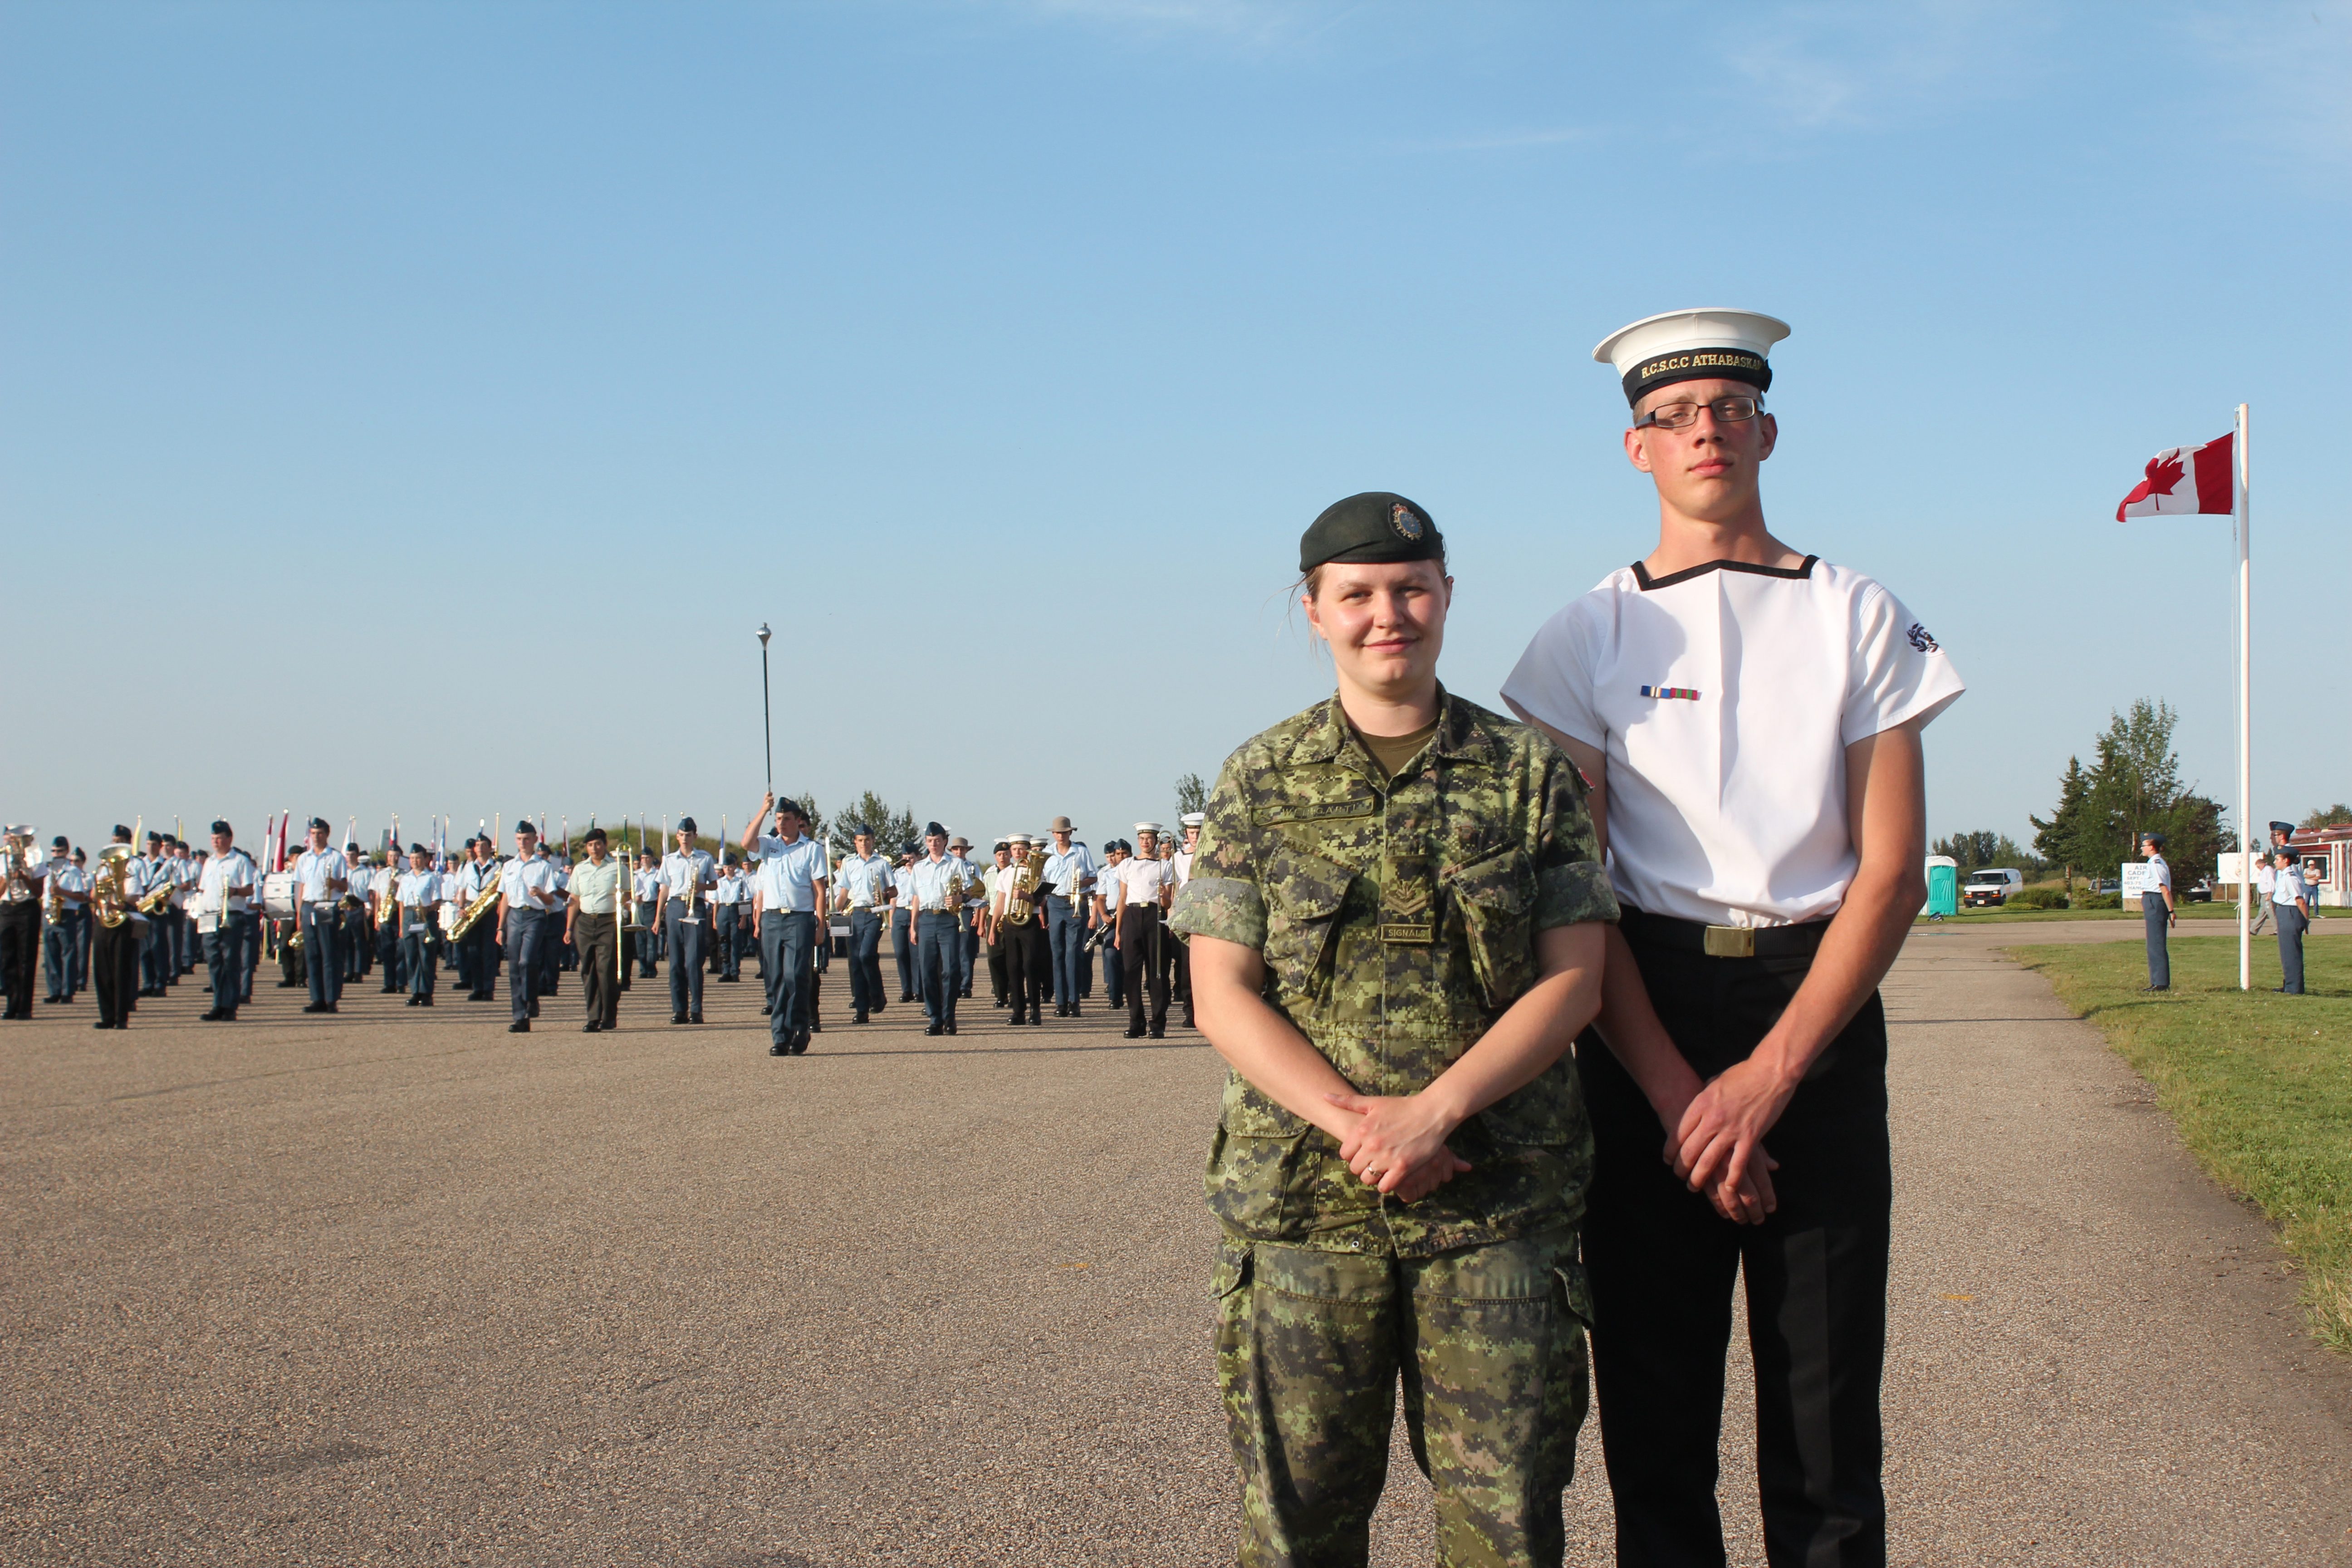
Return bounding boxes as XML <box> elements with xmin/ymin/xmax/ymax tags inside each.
<box><xmin>1702</xmin><ymin>924</ymin><xmax>1755</xmax><ymax>959</ymax></box>
<box><xmin>1379</xmin><ymin>921</ymin><xmax>1434</xmax><ymax>945</ymax></box>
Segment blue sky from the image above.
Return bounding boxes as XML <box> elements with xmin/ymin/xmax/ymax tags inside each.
<box><xmin>4</xmin><ymin>1</ymin><xmax>2345</xmax><ymax>861</ymax></box>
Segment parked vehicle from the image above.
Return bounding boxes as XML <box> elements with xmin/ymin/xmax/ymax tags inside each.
<box><xmin>1962</xmin><ymin>867</ymin><xmax>2025</xmax><ymax>907</ymax></box>
<box><xmin>2184</xmin><ymin>878</ymin><xmax>2215</xmax><ymax>904</ymax></box>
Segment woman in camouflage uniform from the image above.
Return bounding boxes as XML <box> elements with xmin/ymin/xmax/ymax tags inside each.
<box><xmin>1170</xmin><ymin>492</ymin><xmax>1632</xmax><ymax>1568</ymax></box>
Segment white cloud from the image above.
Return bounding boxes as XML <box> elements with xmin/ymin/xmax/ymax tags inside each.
<box><xmin>1706</xmin><ymin>0</ymin><xmax>2054</xmax><ymax>132</ymax></box>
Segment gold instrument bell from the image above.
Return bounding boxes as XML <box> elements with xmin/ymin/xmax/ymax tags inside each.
<box><xmin>91</xmin><ymin>844</ymin><xmax>138</xmax><ymax>929</ymax></box>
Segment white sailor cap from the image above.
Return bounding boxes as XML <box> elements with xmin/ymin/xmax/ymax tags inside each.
<box><xmin>1008</xmin><ymin>832</ymin><xmax>1033</xmax><ymax>846</ymax></box>
<box><xmin>1134</xmin><ymin>821</ymin><xmax>1166</xmax><ymax>835</ymax></box>
<box><xmin>1592</xmin><ymin>308</ymin><xmax>1789</xmax><ymax>408</ymax></box>
<box><xmin>4</xmin><ymin>823</ymin><xmax>33</xmax><ymax>839</ymax></box>
<box><xmin>1179</xmin><ymin>812</ymin><xmax>1205</xmax><ymax>829</ymax></box>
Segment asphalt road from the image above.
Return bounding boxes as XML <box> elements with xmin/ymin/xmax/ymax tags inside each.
<box><xmin>4</xmin><ymin>927</ymin><xmax>2348</xmax><ymax>1566</ymax></box>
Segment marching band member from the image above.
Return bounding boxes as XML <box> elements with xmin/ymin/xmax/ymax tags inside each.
<box><xmin>393</xmin><ymin>843</ymin><xmax>443</xmax><ymax>1007</ymax></box>
<box><xmin>1042</xmin><ymin>817</ymin><xmax>1093</xmax><ymax>1018</ymax></box>
<box><xmin>891</xmin><ymin>843</ymin><xmax>920</xmax><ymax>1004</ymax></box>
<box><xmin>710</xmin><ymin>853</ymin><xmax>747</xmax><ymax>984</ymax></box>
<box><xmin>656</xmin><ymin>817</ymin><xmax>716</xmax><ymax>1025</ymax></box>
<box><xmin>341</xmin><ymin>843</ymin><xmax>372</xmax><ymax>987</ymax></box>
<box><xmin>744</xmin><ymin>793</ymin><xmax>828</xmax><ymax>1055</ymax></box>
<box><xmin>1092</xmin><ymin>838</ymin><xmax>1127</xmax><ymax>1010</ymax></box>
<box><xmin>981</xmin><ymin>839</ymin><xmax>1012</xmax><ymax>1008</ymax></box>
<box><xmin>565</xmin><ymin>827</ymin><xmax>623</xmax><ymax>1032</ymax></box>
<box><xmin>167</xmin><ymin>837</ymin><xmax>198</xmax><ymax>981</ymax></box>
<box><xmin>496</xmin><ymin>821</ymin><xmax>562</xmax><ymax>1033</ymax></box>
<box><xmin>902</xmin><ymin>823</ymin><xmax>962</xmax><ymax>1036</ymax></box>
<box><xmin>632</xmin><ymin>850</ymin><xmax>662</xmax><ymax>978</ymax></box>
<box><xmin>833</xmin><ymin>823</ymin><xmax>893</xmax><ymax>1024</ymax></box>
<box><xmin>90</xmin><ymin>825</ymin><xmax>151</xmax><ymax>1029</ymax></box>
<box><xmin>0</xmin><ymin>825</ymin><xmax>44</xmax><ymax>1019</ymax></box>
<box><xmin>1113</xmin><ymin>823</ymin><xmax>1175</xmax><ymax>1039</ymax></box>
<box><xmin>136</xmin><ymin>832</ymin><xmax>168</xmax><ymax>996</ymax></box>
<box><xmin>196</xmin><ymin>820</ymin><xmax>256</xmax><ymax>1022</ymax></box>
<box><xmin>458</xmin><ymin>837</ymin><xmax>502</xmax><ymax>1001</ymax></box>
<box><xmin>949</xmin><ymin>835</ymin><xmax>981</xmax><ymax>1001</ymax></box>
<box><xmin>537</xmin><ymin>839</ymin><xmax>567</xmax><ymax>1001</ymax></box>
<box><xmin>1171</xmin><ymin>812</ymin><xmax>1203</xmax><ymax>1029</ymax></box>
<box><xmin>988</xmin><ymin>833</ymin><xmax>1049</xmax><ymax>1026</ymax></box>
<box><xmin>42</xmin><ymin>835</ymin><xmax>87</xmax><ymax>1005</ymax></box>
<box><xmin>292</xmin><ymin>820</ymin><xmax>350</xmax><ymax>1014</ymax></box>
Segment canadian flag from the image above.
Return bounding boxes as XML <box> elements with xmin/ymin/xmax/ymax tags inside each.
<box><xmin>2116</xmin><ymin>431</ymin><xmax>2235</xmax><ymax>520</ymax></box>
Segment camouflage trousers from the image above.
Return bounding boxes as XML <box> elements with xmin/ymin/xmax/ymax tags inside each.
<box><xmin>1214</xmin><ymin>1227</ymin><xmax>1590</xmax><ymax>1568</ymax></box>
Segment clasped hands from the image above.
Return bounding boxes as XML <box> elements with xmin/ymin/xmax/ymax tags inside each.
<box><xmin>1665</xmin><ymin>1054</ymin><xmax>1791</xmax><ymax>1226</ymax></box>
<box><xmin>1323</xmin><ymin>1090</ymin><xmax>1472</xmax><ymax>1204</ymax></box>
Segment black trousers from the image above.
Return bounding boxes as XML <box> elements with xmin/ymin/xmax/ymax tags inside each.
<box><xmin>0</xmin><ymin>903</ymin><xmax>39</xmax><ymax>1018</ymax></box>
<box><xmin>1000</xmin><ymin>920</ymin><xmax>1047</xmax><ymax>1019</ymax></box>
<box><xmin>985</xmin><ymin>937</ymin><xmax>1007</xmax><ymax>1004</ymax></box>
<box><xmin>576</xmin><ymin>912</ymin><xmax>619</xmax><ymax>1027</ymax></box>
<box><xmin>1578</xmin><ymin>924</ymin><xmax>1890</xmax><ymax>1568</ymax></box>
<box><xmin>93</xmin><ymin>919</ymin><xmax>140</xmax><ymax>1026</ymax></box>
<box><xmin>1170</xmin><ymin>925</ymin><xmax>1192</xmax><ymax>1023</ymax></box>
<box><xmin>465</xmin><ymin>920</ymin><xmax>499</xmax><ymax>999</ymax></box>
<box><xmin>1120</xmin><ymin>905</ymin><xmax>1170</xmax><ymax>1034</ymax></box>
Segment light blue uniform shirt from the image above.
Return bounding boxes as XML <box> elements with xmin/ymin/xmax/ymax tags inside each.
<box><xmin>751</xmin><ymin>835</ymin><xmax>829</xmax><ymax>912</ymax></box>
<box><xmin>836</xmin><ymin>852</ymin><xmax>894</xmax><ymax>910</ymax></box>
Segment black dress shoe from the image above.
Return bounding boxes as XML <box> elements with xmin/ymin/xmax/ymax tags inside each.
<box><xmin>1124</xmin><ymin>1027</ymin><xmax>1146</xmax><ymax>1039</ymax></box>
<box><xmin>690</xmin><ymin>1012</ymin><xmax>703</xmax><ymax>1024</ymax></box>
<box><xmin>853</xmin><ymin>1009</ymin><xmax>868</xmax><ymax>1024</ymax></box>
<box><xmin>381</xmin><ymin>984</ymin><xmax>399</xmax><ymax>993</ymax></box>
<box><xmin>420</xmin><ymin>995</ymin><xmax>433</xmax><ymax>1006</ymax></box>
<box><xmin>44</xmin><ymin>995</ymin><xmax>62</xmax><ymax>1004</ymax></box>
<box><xmin>924</xmin><ymin>1022</ymin><xmax>943</xmax><ymax>1036</ymax></box>
<box><xmin>94</xmin><ymin>1019</ymin><xmax>113</xmax><ymax>1030</ymax></box>
<box><xmin>809</xmin><ymin>1018</ymin><xmax>822</xmax><ymax>1033</ymax></box>
<box><xmin>405</xmin><ymin>995</ymin><xmax>421</xmax><ymax>1007</ymax></box>
<box><xmin>1149</xmin><ymin>1027</ymin><xmax>1166</xmax><ymax>1039</ymax></box>
<box><xmin>583</xmin><ymin>1021</ymin><xmax>602</xmax><ymax>1033</ymax></box>
<box><xmin>509</xmin><ymin>1020</ymin><xmax>530</xmax><ymax>1033</ymax></box>
<box><xmin>944</xmin><ymin>1020</ymin><xmax>957</xmax><ymax>1035</ymax></box>
<box><xmin>200</xmin><ymin>1008</ymin><xmax>226</xmax><ymax>1021</ymax></box>
<box><xmin>303</xmin><ymin>1002</ymin><xmax>327</xmax><ymax>1014</ymax></box>
<box><xmin>900</xmin><ymin>993</ymin><xmax>915</xmax><ymax>1004</ymax></box>
<box><xmin>760</xmin><ymin>1004</ymin><xmax>773</xmax><ymax>1015</ymax></box>
<box><xmin>276</xmin><ymin>979</ymin><xmax>299</xmax><ymax>988</ymax></box>
<box><xmin>1009</xmin><ymin>1011</ymin><xmax>1028</xmax><ymax>1025</ymax></box>
<box><xmin>671</xmin><ymin>1012</ymin><xmax>688</xmax><ymax>1024</ymax></box>
<box><xmin>769</xmin><ymin>1042</ymin><xmax>789</xmax><ymax>1055</ymax></box>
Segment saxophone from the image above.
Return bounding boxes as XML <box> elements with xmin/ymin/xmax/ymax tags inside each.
<box><xmin>447</xmin><ymin>861</ymin><xmax>503</xmax><ymax>941</ymax></box>
<box><xmin>136</xmin><ymin>859</ymin><xmax>176</xmax><ymax>916</ymax></box>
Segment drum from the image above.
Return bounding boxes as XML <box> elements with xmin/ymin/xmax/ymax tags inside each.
<box><xmin>261</xmin><ymin>870</ymin><xmax>298</xmax><ymax>921</ymax></box>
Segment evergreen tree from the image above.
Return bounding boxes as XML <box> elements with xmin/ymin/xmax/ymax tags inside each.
<box><xmin>2030</xmin><ymin>756</ymin><xmax>2090</xmax><ymax>874</ymax></box>
<box><xmin>827</xmin><ymin>791</ymin><xmax>917</xmax><ymax>857</ymax></box>
<box><xmin>1174</xmin><ymin>772</ymin><xmax>1208</xmax><ymax>822</ymax></box>
<box><xmin>2302</xmin><ymin>803</ymin><xmax>2352</xmax><ymax>829</ymax></box>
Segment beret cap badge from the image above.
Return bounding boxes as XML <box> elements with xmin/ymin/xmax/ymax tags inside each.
<box><xmin>1390</xmin><ymin>503</ymin><xmax>1425</xmax><ymax>542</ymax></box>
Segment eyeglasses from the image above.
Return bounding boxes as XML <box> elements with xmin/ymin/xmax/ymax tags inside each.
<box><xmin>1633</xmin><ymin>395</ymin><xmax>1764</xmax><ymax>431</ymax></box>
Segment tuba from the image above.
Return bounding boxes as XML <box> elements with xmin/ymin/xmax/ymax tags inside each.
<box><xmin>91</xmin><ymin>845</ymin><xmax>137</xmax><ymax>929</ymax></box>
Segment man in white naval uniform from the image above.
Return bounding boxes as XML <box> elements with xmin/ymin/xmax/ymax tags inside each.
<box><xmin>1502</xmin><ymin>309</ymin><xmax>1963</xmax><ymax>1568</ymax></box>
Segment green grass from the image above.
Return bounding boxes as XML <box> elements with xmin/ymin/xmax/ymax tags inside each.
<box><xmin>2009</xmin><ymin>935</ymin><xmax>2352</xmax><ymax>1353</ymax></box>
<box><xmin>1920</xmin><ymin>901</ymin><xmax>2276</xmax><ymax>925</ymax></box>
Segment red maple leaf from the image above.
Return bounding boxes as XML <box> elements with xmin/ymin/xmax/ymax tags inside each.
<box><xmin>2143</xmin><ymin>451</ymin><xmax>2185</xmax><ymax>497</ymax></box>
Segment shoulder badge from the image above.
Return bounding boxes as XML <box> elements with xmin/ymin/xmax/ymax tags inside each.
<box><xmin>1906</xmin><ymin>622</ymin><xmax>1940</xmax><ymax>653</ymax></box>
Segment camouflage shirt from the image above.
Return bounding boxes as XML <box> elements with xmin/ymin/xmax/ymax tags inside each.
<box><xmin>1170</xmin><ymin>688</ymin><xmax>1618</xmax><ymax>1256</ymax></box>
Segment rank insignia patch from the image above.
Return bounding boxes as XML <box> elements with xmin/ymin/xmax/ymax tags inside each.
<box><xmin>1639</xmin><ymin>685</ymin><xmax>1700</xmax><ymax>700</ymax></box>
<box><xmin>1906</xmin><ymin>622</ymin><xmax>1940</xmax><ymax>653</ymax></box>
<box><xmin>1390</xmin><ymin>502</ymin><xmax>1426</xmax><ymax>541</ymax></box>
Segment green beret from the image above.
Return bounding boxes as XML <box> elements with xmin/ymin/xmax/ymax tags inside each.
<box><xmin>1299</xmin><ymin>491</ymin><xmax>1442</xmax><ymax>573</ymax></box>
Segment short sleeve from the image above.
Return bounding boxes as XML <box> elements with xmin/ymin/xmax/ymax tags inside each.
<box><xmin>1499</xmin><ymin>602</ymin><xmax>1605</xmax><ymax>750</ymax></box>
<box><xmin>1842</xmin><ymin>584</ymin><xmax>1965</xmax><ymax>745</ymax></box>
<box><xmin>1169</xmin><ymin>752</ymin><xmax>1266</xmax><ymax>948</ymax></box>
<box><xmin>1526</xmin><ymin>742</ymin><xmax>1620</xmax><ymax>931</ymax></box>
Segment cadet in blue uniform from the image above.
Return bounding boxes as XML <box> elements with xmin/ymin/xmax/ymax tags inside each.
<box><xmin>497</xmin><ymin>821</ymin><xmax>563</xmax><ymax>1032</ymax></box>
<box><xmin>744</xmin><ymin>793</ymin><xmax>829</xmax><ymax>1056</ymax></box>
<box><xmin>2140</xmin><ymin>831</ymin><xmax>2175</xmax><ymax>991</ymax></box>
<box><xmin>834</xmin><ymin>824</ymin><xmax>893</xmax><ymax>1023</ymax></box>
<box><xmin>657</xmin><ymin>817</ymin><xmax>715</xmax><ymax>1024</ymax></box>
<box><xmin>291</xmin><ymin>820</ymin><xmax>349</xmax><ymax>1014</ymax></box>
<box><xmin>196</xmin><ymin>820</ymin><xmax>256</xmax><ymax>1022</ymax></box>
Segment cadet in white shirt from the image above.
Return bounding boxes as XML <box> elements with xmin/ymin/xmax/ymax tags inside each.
<box><xmin>1500</xmin><ymin>309</ymin><xmax>1963</xmax><ymax>1568</ymax></box>
<box><xmin>1113</xmin><ymin>823</ymin><xmax>1174</xmax><ymax>1039</ymax></box>
<box><xmin>833</xmin><ymin>823</ymin><xmax>894</xmax><ymax>1022</ymax></box>
<box><xmin>2272</xmin><ymin>848</ymin><xmax>2311</xmax><ymax>994</ymax></box>
<box><xmin>0</xmin><ymin>824</ymin><xmax>44</xmax><ymax>1019</ymax></box>
<box><xmin>340</xmin><ymin>843</ymin><xmax>373</xmax><ymax>987</ymax></box>
<box><xmin>496</xmin><ymin>821</ymin><xmax>563</xmax><ymax>1032</ymax></box>
<box><xmin>656</xmin><ymin>816</ymin><xmax>717</xmax><ymax>1024</ymax></box>
<box><xmin>891</xmin><ymin>846</ymin><xmax>921</xmax><ymax>1004</ymax></box>
<box><xmin>91</xmin><ymin>825</ymin><xmax>152</xmax><ymax>1029</ymax></box>
<box><xmin>393</xmin><ymin>843</ymin><xmax>443</xmax><ymax>1006</ymax></box>
<box><xmin>632</xmin><ymin>851</ymin><xmax>663</xmax><ymax>980</ymax></box>
<box><xmin>456</xmin><ymin>838</ymin><xmax>503</xmax><ymax>1001</ymax></box>
<box><xmin>1091</xmin><ymin>838</ymin><xmax>1128</xmax><ymax>1009</ymax></box>
<box><xmin>196</xmin><ymin>820</ymin><xmax>257</xmax><ymax>1022</ymax></box>
<box><xmin>710</xmin><ymin>855</ymin><xmax>748</xmax><ymax>984</ymax></box>
<box><xmin>743</xmin><ymin>793</ymin><xmax>830</xmax><ymax>1054</ymax></box>
<box><xmin>2139</xmin><ymin>831</ymin><xmax>2175</xmax><ymax>990</ymax></box>
<box><xmin>291</xmin><ymin>818</ymin><xmax>351</xmax><ymax>1013</ymax></box>
<box><xmin>1171</xmin><ymin>812</ymin><xmax>1204</xmax><ymax>1029</ymax></box>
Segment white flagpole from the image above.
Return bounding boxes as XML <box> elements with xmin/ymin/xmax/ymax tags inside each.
<box><xmin>2236</xmin><ymin>402</ymin><xmax>2252</xmax><ymax>991</ymax></box>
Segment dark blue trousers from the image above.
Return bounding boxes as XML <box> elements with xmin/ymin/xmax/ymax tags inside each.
<box><xmin>892</xmin><ymin>910</ymin><xmax>916</xmax><ymax>1000</ymax></box>
<box><xmin>301</xmin><ymin>905</ymin><xmax>343</xmax><ymax>1005</ymax></box>
<box><xmin>505</xmin><ymin>908</ymin><xmax>547</xmax><ymax>1024</ymax></box>
<box><xmin>2277</xmin><ymin>904</ymin><xmax>2307</xmax><ymax>994</ymax></box>
<box><xmin>917</xmin><ymin>911</ymin><xmax>959</xmax><ymax>1028</ymax></box>
<box><xmin>666</xmin><ymin>909</ymin><xmax>705</xmax><ymax>1017</ymax></box>
<box><xmin>848</xmin><ymin>910</ymin><xmax>883</xmax><ymax>1013</ymax></box>
<box><xmin>2143</xmin><ymin>896</ymin><xmax>2171</xmax><ymax>988</ymax></box>
<box><xmin>1047</xmin><ymin>897</ymin><xmax>1082</xmax><ymax>1006</ymax></box>
<box><xmin>715</xmin><ymin>904</ymin><xmax>742</xmax><ymax>979</ymax></box>
<box><xmin>403</xmin><ymin>924</ymin><xmax>437</xmax><ymax>998</ymax></box>
<box><xmin>760</xmin><ymin>911</ymin><xmax>813</xmax><ymax>1047</ymax></box>
<box><xmin>44</xmin><ymin>915</ymin><xmax>78</xmax><ymax>999</ymax></box>
<box><xmin>203</xmin><ymin>912</ymin><xmax>251</xmax><ymax>1015</ymax></box>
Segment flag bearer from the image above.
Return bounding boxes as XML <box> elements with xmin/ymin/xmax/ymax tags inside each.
<box><xmin>1501</xmin><ymin>309</ymin><xmax>1964</xmax><ymax>1568</ymax></box>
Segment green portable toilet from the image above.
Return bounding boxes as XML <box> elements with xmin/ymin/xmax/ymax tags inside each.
<box><xmin>1924</xmin><ymin>858</ymin><xmax>1960</xmax><ymax>918</ymax></box>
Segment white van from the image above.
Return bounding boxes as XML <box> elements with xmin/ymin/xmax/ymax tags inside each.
<box><xmin>1962</xmin><ymin>867</ymin><xmax>2025</xmax><ymax>907</ymax></box>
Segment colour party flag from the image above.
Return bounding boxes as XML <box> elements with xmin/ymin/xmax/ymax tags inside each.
<box><xmin>2116</xmin><ymin>431</ymin><xmax>2234</xmax><ymax>520</ymax></box>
